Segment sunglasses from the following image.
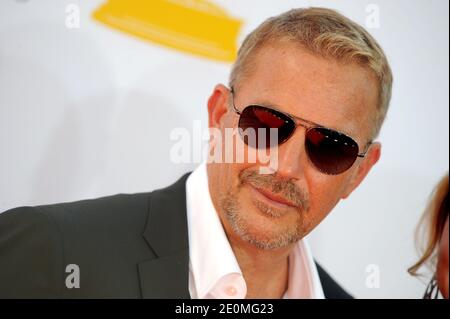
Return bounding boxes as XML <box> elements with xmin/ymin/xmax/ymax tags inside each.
<box><xmin>230</xmin><ymin>87</ymin><xmax>371</xmax><ymax>175</ymax></box>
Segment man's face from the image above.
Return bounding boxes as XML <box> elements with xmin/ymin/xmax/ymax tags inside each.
<box><xmin>207</xmin><ymin>42</ymin><xmax>381</xmax><ymax>250</ymax></box>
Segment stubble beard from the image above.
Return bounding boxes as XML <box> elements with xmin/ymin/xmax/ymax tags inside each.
<box><xmin>219</xmin><ymin>171</ymin><xmax>310</xmax><ymax>250</ymax></box>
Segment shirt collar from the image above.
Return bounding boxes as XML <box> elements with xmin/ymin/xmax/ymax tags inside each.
<box><xmin>186</xmin><ymin>162</ymin><xmax>245</xmax><ymax>298</ymax></box>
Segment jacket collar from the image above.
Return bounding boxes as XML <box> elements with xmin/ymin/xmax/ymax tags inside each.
<box><xmin>138</xmin><ymin>173</ymin><xmax>191</xmax><ymax>298</ymax></box>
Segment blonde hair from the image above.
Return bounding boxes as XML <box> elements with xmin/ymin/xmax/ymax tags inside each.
<box><xmin>408</xmin><ymin>174</ymin><xmax>449</xmax><ymax>277</ymax></box>
<box><xmin>229</xmin><ymin>7</ymin><xmax>393</xmax><ymax>138</ymax></box>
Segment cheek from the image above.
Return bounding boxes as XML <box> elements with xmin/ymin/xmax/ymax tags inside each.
<box><xmin>223</xmin><ymin>162</ymin><xmax>254</xmax><ymax>190</ymax></box>
<box><xmin>305</xmin><ymin>174</ymin><xmax>350</xmax><ymax>225</ymax></box>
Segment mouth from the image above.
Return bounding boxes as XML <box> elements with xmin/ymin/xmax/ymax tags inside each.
<box><xmin>247</xmin><ymin>183</ymin><xmax>298</xmax><ymax>209</ymax></box>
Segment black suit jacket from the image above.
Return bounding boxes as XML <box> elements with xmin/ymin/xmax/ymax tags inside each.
<box><xmin>0</xmin><ymin>173</ymin><xmax>352</xmax><ymax>299</ymax></box>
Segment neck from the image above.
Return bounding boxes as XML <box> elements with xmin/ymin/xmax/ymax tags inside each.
<box><xmin>228</xmin><ymin>234</ymin><xmax>293</xmax><ymax>299</ymax></box>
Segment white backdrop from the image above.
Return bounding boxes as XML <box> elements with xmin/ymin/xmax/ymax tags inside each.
<box><xmin>0</xmin><ymin>0</ymin><xmax>448</xmax><ymax>298</ymax></box>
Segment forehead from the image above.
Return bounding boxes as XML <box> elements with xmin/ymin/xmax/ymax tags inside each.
<box><xmin>237</xmin><ymin>42</ymin><xmax>379</xmax><ymax>142</ymax></box>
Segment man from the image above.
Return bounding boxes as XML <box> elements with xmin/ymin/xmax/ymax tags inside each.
<box><xmin>0</xmin><ymin>7</ymin><xmax>392</xmax><ymax>298</ymax></box>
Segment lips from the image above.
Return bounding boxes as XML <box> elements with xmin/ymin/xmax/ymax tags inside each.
<box><xmin>248</xmin><ymin>183</ymin><xmax>298</xmax><ymax>208</ymax></box>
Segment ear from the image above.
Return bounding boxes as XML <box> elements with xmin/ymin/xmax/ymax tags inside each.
<box><xmin>208</xmin><ymin>84</ymin><xmax>230</xmax><ymax>129</ymax></box>
<box><xmin>341</xmin><ymin>142</ymin><xmax>381</xmax><ymax>199</ymax></box>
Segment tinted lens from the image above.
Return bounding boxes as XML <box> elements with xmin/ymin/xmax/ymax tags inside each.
<box><xmin>305</xmin><ymin>127</ymin><xmax>360</xmax><ymax>175</ymax></box>
<box><xmin>238</xmin><ymin>105</ymin><xmax>295</xmax><ymax>148</ymax></box>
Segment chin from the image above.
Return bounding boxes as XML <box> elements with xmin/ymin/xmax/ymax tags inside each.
<box><xmin>225</xmin><ymin>199</ymin><xmax>305</xmax><ymax>250</ymax></box>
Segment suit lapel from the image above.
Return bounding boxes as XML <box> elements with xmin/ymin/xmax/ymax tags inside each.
<box><xmin>138</xmin><ymin>173</ymin><xmax>191</xmax><ymax>299</ymax></box>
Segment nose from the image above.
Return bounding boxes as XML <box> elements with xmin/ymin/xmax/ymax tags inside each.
<box><xmin>273</xmin><ymin>128</ymin><xmax>309</xmax><ymax>179</ymax></box>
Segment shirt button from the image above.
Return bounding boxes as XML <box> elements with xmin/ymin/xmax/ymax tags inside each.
<box><xmin>225</xmin><ymin>286</ymin><xmax>237</xmax><ymax>296</ymax></box>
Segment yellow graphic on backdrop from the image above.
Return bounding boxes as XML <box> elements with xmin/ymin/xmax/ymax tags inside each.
<box><xmin>93</xmin><ymin>0</ymin><xmax>243</xmax><ymax>62</ymax></box>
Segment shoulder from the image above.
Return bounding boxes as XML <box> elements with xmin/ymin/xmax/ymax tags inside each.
<box><xmin>1</xmin><ymin>193</ymin><xmax>152</xmax><ymax>242</ymax></box>
<box><xmin>0</xmin><ymin>193</ymin><xmax>152</xmax><ymax>298</ymax></box>
<box><xmin>0</xmin><ymin>206</ymin><xmax>63</xmax><ymax>297</ymax></box>
<box><xmin>315</xmin><ymin>262</ymin><xmax>353</xmax><ymax>299</ymax></box>
<box><xmin>0</xmin><ymin>192</ymin><xmax>155</xmax><ymax>254</ymax></box>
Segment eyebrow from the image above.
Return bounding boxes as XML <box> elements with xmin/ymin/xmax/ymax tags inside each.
<box><xmin>253</xmin><ymin>99</ymin><xmax>359</xmax><ymax>139</ymax></box>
